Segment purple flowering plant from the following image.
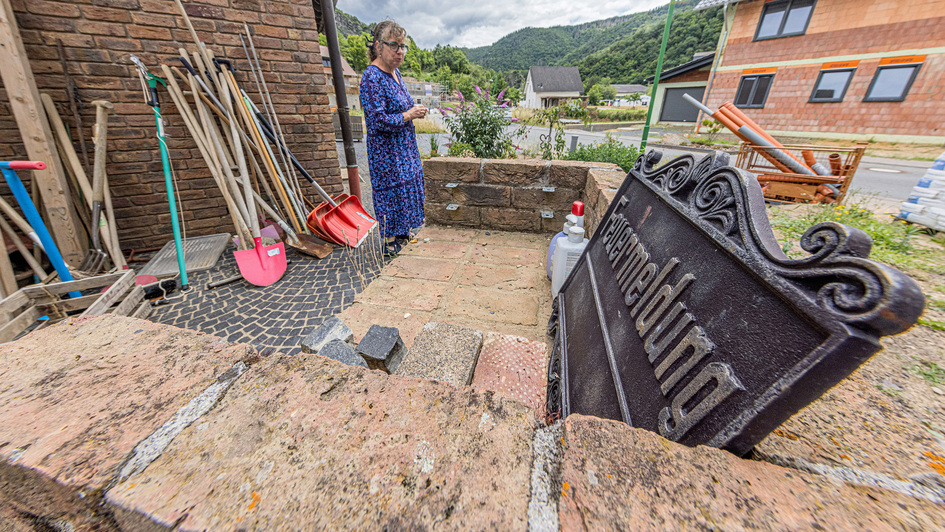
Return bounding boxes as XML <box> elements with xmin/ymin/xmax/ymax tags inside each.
<box><xmin>440</xmin><ymin>86</ymin><xmax>526</xmax><ymax>158</ymax></box>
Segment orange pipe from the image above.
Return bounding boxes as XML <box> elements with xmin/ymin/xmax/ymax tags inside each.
<box><xmin>801</xmin><ymin>150</ymin><xmax>817</xmax><ymax>167</ymax></box>
<box><xmin>829</xmin><ymin>153</ymin><xmax>842</xmax><ymax>176</ymax></box>
<box><xmin>721</xmin><ymin>102</ymin><xmax>811</xmax><ymax>171</ymax></box>
<box><xmin>710</xmin><ymin>110</ymin><xmax>744</xmax><ymax>139</ymax></box>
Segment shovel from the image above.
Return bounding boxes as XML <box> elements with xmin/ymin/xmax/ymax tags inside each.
<box><xmin>228</xmin><ymin>74</ymin><xmax>287</xmax><ymax>286</ymax></box>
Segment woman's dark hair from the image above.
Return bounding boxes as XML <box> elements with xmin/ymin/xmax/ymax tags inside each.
<box><xmin>368</xmin><ymin>20</ymin><xmax>407</xmax><ymax>62</ymax></box>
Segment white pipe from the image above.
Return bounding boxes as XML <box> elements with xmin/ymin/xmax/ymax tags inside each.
<box><xmin>737</xmin><ymin>126</ymin><xmax>816</xmax><ymax>176</ymax></box>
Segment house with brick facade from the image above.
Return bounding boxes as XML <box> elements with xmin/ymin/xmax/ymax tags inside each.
<box><xmin>693</xmin><ymin>0</ymin><xmax>945</xmax><ymax>142</ymax></box>
<box><xmin>0</xmin><ymin>0</ymin><xmax>342</xmax><ymax>251</ymax></box>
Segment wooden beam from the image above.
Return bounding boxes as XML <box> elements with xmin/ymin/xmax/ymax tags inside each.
<box><xmin>0</xmin><ymin>0</ymin><xmax>84</xmax><ymax>265</ymax></box>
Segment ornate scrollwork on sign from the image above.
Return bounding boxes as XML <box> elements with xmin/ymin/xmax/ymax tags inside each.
<box><xmin>629</xmin><ymin>150</ymin><xmax>924</xmax><ymax>337</ymax></box>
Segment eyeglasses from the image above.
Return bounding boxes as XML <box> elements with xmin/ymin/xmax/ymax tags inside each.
<box><xmin>380</xmin><ymin>41</ymin><xmax>409</xmax><ymax>53</ymax></box>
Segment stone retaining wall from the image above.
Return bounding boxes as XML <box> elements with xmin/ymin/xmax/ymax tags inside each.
<box><xmin>422</xmin><ymin>158</ymin><xmax>627</xmax><ymax>237</ymax></box>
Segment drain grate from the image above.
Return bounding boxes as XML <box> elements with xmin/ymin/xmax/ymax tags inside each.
<box><xmin>138</xmin><ymin>233</ymin><xmax>232</xmax><ymax>278</ymax></box>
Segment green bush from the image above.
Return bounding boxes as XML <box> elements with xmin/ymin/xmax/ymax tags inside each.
<box><xmin>442</xmin><ymin>86</ymin><xmax>525</xmax><ymax>158</ymax></box>
<box><xmin>564</xmin><ymin>134</ymin><xmax>640</xmax><ymax>172</ymax></box>
<box><xmin>596</xmin><ymin>108</ymin><xmax>647</xmax><ymax>122</ymax></box>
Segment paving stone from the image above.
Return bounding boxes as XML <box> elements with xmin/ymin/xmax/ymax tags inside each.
<box><xmin>397</xmin><ymin>322</ymin><xmax>484</xmax><ymax>387</ymax></box>
<box><xmin>355</xmin><ymin>276</ymin><xmax>449</xmax><ymax>311</ymax></box>
<box><xmin>0</xmin><ymin>315</ymin><xmax>255</xmax><ymax>530</ymax></box>
<box><xmin>558</xmin><ymin>414</ymin><xmax>944</xmax><ymax>531</ymax></box>
<box><xmin>318</xmin><ymin>338</ymin><xmax>367</xmax><ymax>367</ymax></box>
<box><xmin>385</xmin><ymin>256</ymin><xmax>459</xmax><ymax>282</ymax></box>
<box><xmin>470</xmin><ymin>244</ymin><xmax>543</xmax><ymax>268</ymax></box>
<box><xmin>300</xmin><ymin>316</ymin><xmax>354</xmax><ymax>354</ymax></box>
<box><xmin>472</xmin><ymin>333</ymin><xmax>548</xmax><ymax>411</ymax></box>
<box><xmin>356</xmin><ymin>324</ymin><xmax>406</xmax><ymax>373</ymax></box>
<box><xmin>106</xmin><ymin>353</ymin><xmax>537</xmax><ymax>530</ymax></box>
<box><xmin>475</xmin><ymin>229</ymin><xmax>548</xmax><ymax>250</ymax></box>
<box><xmin>398</xmin><ymin>240</ymin><xmax>470</xmax><ymax>259</ymax></box>
<box><xmin>414</xmin><ymin>225</ymin><xmax>478</xmax><ymax>242</ymax></box>
<box><xmin>457</xmin><ymin>263</ymin><xmax>545</xmax><ymax>293</ymax></box>
<box><xmin>445</xmin><ymin>286</ymin><xmax>539</xmax><ymax>326</ymax></box>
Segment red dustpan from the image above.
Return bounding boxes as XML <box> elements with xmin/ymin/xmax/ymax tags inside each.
<box><xmin>234</xmin><ymin>237</ymin><xmax>286</xmax><ymax>286</ymax></box>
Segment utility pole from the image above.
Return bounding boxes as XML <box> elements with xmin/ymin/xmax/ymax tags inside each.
<box><xmin>640</xmin><ymin>0</ymin><xmax>676</xmax><ymax>152</ymax></box>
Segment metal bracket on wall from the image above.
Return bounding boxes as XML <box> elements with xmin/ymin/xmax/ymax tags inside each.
<box><xmin>445</xmin><ymin>183</ymin><xmax>458</xmax><ymax>188</ymax></box>
<box><xmin>446</xmin><ymin>204</ymin><xmax>460</xmax><ymax>211</ymax></box>
<box><xmin>540</xmin><ymin>211</ymin><xmax>554</xmax><ymax>219</ymax></box>
<box><xmin>542</xmin><ymin>187</ymin><xmax>556</xmax><ymax>193</ymax></box>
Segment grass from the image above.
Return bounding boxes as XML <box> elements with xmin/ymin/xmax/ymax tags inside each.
<box><xmin>919</xmin><ymin>318</ymin><xmax>945</xmax><ymax>331</ymax></box>
<box><xmin>770</xmin><ymin>203</ymin><xmax>943</xmax><ymax>273</ymax></box>
<box><xmin>929</xmin><ymin>298</ymin><xmax>945</xmax><ymax>312</ymax></box>
<box><xmin>913</xmin><ymin>360</ymin><xmax>945</xmax><ymax>384</ymax></box>
<box><xmin>413</xmin><ymin>118</ymin><xmax>446</xmax><ymax>134</ymax></box>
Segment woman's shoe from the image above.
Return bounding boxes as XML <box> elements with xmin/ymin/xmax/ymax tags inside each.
<box><xmin>395</xmin><ymin>234</ymin><xmax>411</xmax><ymax>247</ymax></box>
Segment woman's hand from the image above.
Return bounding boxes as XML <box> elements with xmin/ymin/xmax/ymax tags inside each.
<box><xmin>403</xmin><ymin>104</ymin><xmax>428</xmax><ymax>121</ymax></box>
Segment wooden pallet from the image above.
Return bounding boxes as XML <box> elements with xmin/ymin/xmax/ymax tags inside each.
<box><xmin>0</xmin><ymin>270</ymin><xmax>148</xmax><ymax>343</ymax></box>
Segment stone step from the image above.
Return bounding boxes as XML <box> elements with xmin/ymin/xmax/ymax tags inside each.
<box><xmin>397</xmin><ymin>321</ymin><xmax>483</xmax><ymax>387</ymax></box>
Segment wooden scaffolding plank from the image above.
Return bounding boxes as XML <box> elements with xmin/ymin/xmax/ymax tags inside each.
<box><xmin>0</xmin><ymin>0</ymin><xmax>84</xmax><ymax>265</ymax></box>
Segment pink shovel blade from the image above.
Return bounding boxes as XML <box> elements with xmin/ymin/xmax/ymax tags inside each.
<box><xmin>234</xmin><ymin>237</ymin><xmax>287</xmax><ymax>286</ymax></box>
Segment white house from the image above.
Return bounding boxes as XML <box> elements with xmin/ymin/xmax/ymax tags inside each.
<box><xmin>523</xmin><ymin>66</ymin><xmax>583</xmax><ymax>108</ymax></box>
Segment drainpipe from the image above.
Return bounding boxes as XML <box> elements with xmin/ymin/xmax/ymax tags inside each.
<box><xmin>318</xmin><ymin>0</ymin><xmax>362</xmax><ymax>201</ymax></box>
<box><xmin>696</xmin><ymin>1</ymin><xmax>732</xmax><ymax>134</ymax></box>
<box><xmin>640</xmin><ymin>0</ymin><xmax>676</xmax><ymax>152</ymax></box>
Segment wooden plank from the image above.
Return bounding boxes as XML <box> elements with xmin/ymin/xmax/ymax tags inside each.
<box><xmin>132</xmin><ymin>300</ymin><xmax>152</xmax><ymax>320</ymax></box>
<box><xmin>80</xmin><ymin>269</ymin><xmax>135</xmax><ymax>316</ymax></box>
<box><xmin>0</xmin><ymin>232</ymin><xmax>17</xmax><ymax>297</ymax></box>
<box><xmin>0</xmin><ymin>305</ymin><xmax>41</xmax><ymax>344</ymax></box>
<box><xmin>111</xmin><ymin>285</ymin><xmax>144</xmax><ymax>316</ymax></box>
<box><xmin>0</xmin><ymin>0</ymin><xmax>84</xmax><ymax>265</ymax></box>
<box><xmin>36</xmin><ymin>293</ymin><xmax>100</xmax><ymax>315</ymax></box>
<box><xmin>0</xmin><ymin>289</ymin><xmax>30</xmax><ymax>317</ymax></box>
<box><xmin>20</xmin><ymin>271</ymin><xmax>124</xmax><ymax>298</ymax></box>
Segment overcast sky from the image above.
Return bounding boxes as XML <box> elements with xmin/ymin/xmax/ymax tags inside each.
<box><xmin>340</xmin><ymin>0</ymin><xmax>668</xmax><ymax>49</ymax></box>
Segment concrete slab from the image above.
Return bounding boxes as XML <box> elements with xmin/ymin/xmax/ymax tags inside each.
<box><xmin>397</xmin><ymin>322</ymin><xmax>484</xmax><ymax>387</ymax></box>
<box><xmin>354</xmin><ymin>276</ymin><xmax>449</xmax><ymax>311</ymax></box>
<box><xmin>398</xmin><ymin>240</ymin><xmax>470</xmax><ymax>259</ymax></box>
<box><xmin>0</xmin><ymin>315</ymin><xmax>254</xmax><ymax>528</ymax></box>
<box><xmin>469</xmin><ymin>244</ymin><xmax>543</xmax><ymax>268</ymax></box>
<box><xmin>457</xmin><ymin>263</ymin><xmax>546</xmax><ymax>293</ymax></box>
<box><xmin>106</xmin><ymin>353</ymin><xmax>537</xmax><ymax>530</ymax></box>
<box><xmin>559</xmin><ymin>414</ymin><xmax>944</xmax><ymax>530</ymax></box>
<box><xmin>476</xmin><ymin>230</ymin><xmax>549</xmax><ymax>250</ymax></box>
<box><xmin>445</xmin><ymin>286</ymin><xmax>539</xmax><ymax>327</ymax></box>
<box><xmin>385</xmin><ymin>256</ymin><xmax>459</xmax><ymax>282</ymax></box>
<box><xmin>472</xmin><ymin>333</ymin><xmax>548</xmax><ymax>412</ymax></box>
<box><xmin>415</xmin><ymin>225</ymin><xmax>478</xmax><ymax>242</ymax></box>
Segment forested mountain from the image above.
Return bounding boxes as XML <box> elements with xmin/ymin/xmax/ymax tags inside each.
<box><xmin>463</xmin><ymin>0</ymin><xmax>712</xmax><ymax>72</ymax></box>
<box><xmin>335</xmin><ymin>9</ymin><xmax>372</xmax><ymax>38</ymax></box>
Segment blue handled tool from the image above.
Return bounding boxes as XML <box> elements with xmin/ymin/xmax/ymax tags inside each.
<box><xmin>0</xmin><ymin>161</ymin><xmax>82</xmax><ymax>298</ymax></box>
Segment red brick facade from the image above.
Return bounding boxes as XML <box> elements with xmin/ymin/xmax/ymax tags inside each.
<box><xmin>0</xmin><ymin>0</ymin><xmax>342</xmax><ymax>250</ymax></box>
<box><xmin>705</xmin><ymin>0</ymin><xmax>945</xmax><ymax>140</ymax></box>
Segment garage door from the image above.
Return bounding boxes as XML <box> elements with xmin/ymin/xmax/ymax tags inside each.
<box><xmin>659</xmin><ymin>87</ymin><xmax>706</xmax><ymax>123</ymax></box>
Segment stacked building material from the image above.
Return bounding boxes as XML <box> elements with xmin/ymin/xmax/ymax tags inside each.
<box><xmin>899</xmin><ymin>152</ymin><xmax>945</xmax><ymax>231</ymax></box>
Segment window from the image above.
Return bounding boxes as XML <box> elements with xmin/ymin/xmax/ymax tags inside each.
<box><xmin>734</xmin><ymin>74</ymin><xmax>774</xmax><ymax>108</ymax></box>
<box><xmin>809</xmin><ymin>68</ymin><xmax>855</xmax><ymax>102</ymax></box>
<box><xmin>754</xmin><ymin>0</ymin><xmax>815</xmax><ymax>40</ymax></box>
<box><xmin>864</xmin><ymin>64</ymin><xmax>921</xmax><ymax>102</ymax></box>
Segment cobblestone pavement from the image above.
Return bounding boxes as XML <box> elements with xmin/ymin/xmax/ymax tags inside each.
<box><xmin>148</xmin><ymin>235</ymin><xmax>385</xmax><ymax>354</ymax></box>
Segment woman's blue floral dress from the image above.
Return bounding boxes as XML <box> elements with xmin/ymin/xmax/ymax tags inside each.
<box><xmin>360</xmin><ymin>65</ymin><xmax>425</xmax><ymax>238</ymax></box>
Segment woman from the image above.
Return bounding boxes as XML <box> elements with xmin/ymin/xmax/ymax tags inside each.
<box><xmin>360</xmin><ymin>20</ymin><xmax>428</xmax><ymax>256</ymax></box>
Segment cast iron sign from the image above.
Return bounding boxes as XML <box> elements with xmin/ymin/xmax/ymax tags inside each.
<box><xmin>547</xmin><ymin>151</ymin><xmax>924</xmax><ymax>455</ymax></box>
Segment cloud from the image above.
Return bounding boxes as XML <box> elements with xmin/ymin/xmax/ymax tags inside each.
<box><xmin>341</xmin><ymin>0</ymin><xmax>666</xmax><ymax>48</ymax></box>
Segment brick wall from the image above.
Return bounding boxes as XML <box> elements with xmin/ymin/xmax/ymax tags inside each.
<box><xmin>707</xmin><ymin>0</ymin><xmax>945</xmax><ymax>139</ymax></box>
<box><xmin>0</xmin><ymin>0</ymin><xmax>342</xmax><ymax>250</ymax></box>
<box><xmin>664</xmin><ymin>68</ymin><xmax>710</xmax><ymax>84</ymax></box>
<box><xmin>422</xmin><ymin>158</ymin><xmax>625</xmax><ymax>235</ymax></box>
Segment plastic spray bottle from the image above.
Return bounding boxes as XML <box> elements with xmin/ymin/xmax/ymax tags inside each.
<box><xmin>551</xmin><ymin>226</ymin><xmax>588</xmax><ymax>297</ymax></box>
<box><xmin>546</xmin><ymin>201</ymin><xmax>585</xmax><ymax>279</ymax></box>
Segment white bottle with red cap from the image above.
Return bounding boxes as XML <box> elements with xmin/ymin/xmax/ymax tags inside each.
<box><xmin>546</xmin><ymin>201</ymin><xmax>585</xmax><ymax>279</ymax></box>
<box><xmin>551</xmin><ymin>225</ymin><xmax>588</xmax><ymax>297</ymax></box>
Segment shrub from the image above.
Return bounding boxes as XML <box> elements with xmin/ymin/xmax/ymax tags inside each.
<box><xmin>596</xmin><ymin>108</ymin><xmax>647</xmax><ymax>122</ymax></box>
<box><xmin>564</xmin><ymin>134</ymin><xmax>640</xmax><ymax>172</ymax></box>
<box><xmin>441</xmin><ymin>86</ymin><xmax>525</xmax><ymax>158</ymax></box>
